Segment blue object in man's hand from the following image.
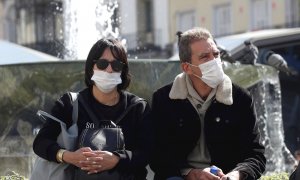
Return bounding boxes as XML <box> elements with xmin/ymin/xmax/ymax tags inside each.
<box><xmin>210</xmin><ymin>165</ymin><xmax>218</xmax><ymax>175</ymax></box>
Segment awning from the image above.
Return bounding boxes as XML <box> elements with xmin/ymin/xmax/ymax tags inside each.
<box><xmin>0</xmin><ymin>40</ymin><xmax>60</xmax><ymax>65</ymax></box>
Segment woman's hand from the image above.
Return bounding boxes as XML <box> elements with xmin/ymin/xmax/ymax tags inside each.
<box><xmin>62</xmin><ymin>147</ymin><xmax>93</xmax><ymax>168</ymax></box>
<box><xmin>79</xmin><ymin>150</ymin><xmax>120</xmax><ymax>174</ymax></box>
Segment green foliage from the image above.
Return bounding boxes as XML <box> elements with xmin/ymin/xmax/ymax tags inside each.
<box><xmin>260</xmin><ymin>172</ymin><xmax>289</xmax><ymax>180</ymax></box>
<box><xmin>0</xmin><ymin>171</ymin><xmax>27</xmax><ymax>180</ymax></box>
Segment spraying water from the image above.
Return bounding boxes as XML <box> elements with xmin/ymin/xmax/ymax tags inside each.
<box><xmin>225</xmin><ymin>62</ymin><xmax>297</xmax><ymax>173</ymax></box>
<box><xmin>249</xmin><ymin>70</ymin><xmax>297</xmax><ymax>173</ymax></box>
<box><xmin>63</xmin><ymin>0</ymin><xmax>119</xmax><ymax>60</ymax></box>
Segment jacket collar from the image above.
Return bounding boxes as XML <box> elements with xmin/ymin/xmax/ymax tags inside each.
<box><xmin>169</xmin><ymin>72</ymin><xmax>233</xmax><ymax>105</ymax></box>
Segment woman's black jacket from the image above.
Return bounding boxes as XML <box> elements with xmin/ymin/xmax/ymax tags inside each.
<box><xmin>33</xmin><ymin>88</ymin><xmax>153</xmax><ymax>179</ymax></box>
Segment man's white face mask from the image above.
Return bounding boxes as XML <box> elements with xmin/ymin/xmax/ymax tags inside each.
<box><xmin>188</xmin><ymin>58</ymin><xmax>225</xmax><ymax>88</ymax></box>
<box><xmin>91</xmin><ymin>70</ymin><xmax>122</xmax><ymax>93</ymax></box>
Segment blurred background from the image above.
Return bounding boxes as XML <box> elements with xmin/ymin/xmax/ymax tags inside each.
<box><xmin>0</xmin><ymin>0</ymin><xmax>300</xmax><ymax>178</ymax></box>
<box><xmin>0</xmin><ymin>0</ymin><xmax>299</xmax><ymax>60</ymax></box>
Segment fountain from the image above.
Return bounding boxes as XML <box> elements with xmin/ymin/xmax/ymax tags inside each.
<box><xmin>0</xmin><ymin>0</ymin><xmax>297</xmax><ymax>179</ymax></box>
<box><xmin>225</xmin><ymin>62</ymin><xmax>297</xmax><ymax>173</ymax></box>
<box><xmin>63</xmin><ymin>0</ymin><xmax>119</xmax><ymax>60</ymax></box>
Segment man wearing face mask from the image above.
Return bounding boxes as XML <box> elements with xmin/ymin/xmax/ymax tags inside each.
<box><xmin>150</xmin><ymin>27</ymin><xmax>266</xmax><ymax>180</ymax></box>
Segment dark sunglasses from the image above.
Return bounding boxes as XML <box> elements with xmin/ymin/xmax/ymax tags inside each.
<box><xmin>94</xmin><ymin>59</ymin><xmax>124</xmax><ymax>72</ymax></box>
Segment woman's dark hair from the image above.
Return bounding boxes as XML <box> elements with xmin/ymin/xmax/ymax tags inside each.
<box><xmin>85</xmin><ymin>38</ymin><xmax>131</xmax><ymax>90</ymax></box>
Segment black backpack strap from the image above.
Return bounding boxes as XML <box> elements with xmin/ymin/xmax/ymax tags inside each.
<box><xmin>114</xmin><ymin>98</ymin><xmax>145</xmax><ymax>124</ymax></box>
<box><xmin>78</xmin><ymin>94</ymin><xmax>145</xmax><ymax>126</ymax></box>
<box><xmin>78</xmin><ymin>95</ymin><xmax>101</xmax><ymax>126</ymax></box>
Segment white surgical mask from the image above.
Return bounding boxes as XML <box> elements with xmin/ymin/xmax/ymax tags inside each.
<box><xmin>91</xmin><ymin>70</ymin><xmax>122</xmax><ymax>93</ymax></box>
<box><xmin>189</xmin><ymin>58</ymin><xmax>225</xmax><ymax>88</ymax></box>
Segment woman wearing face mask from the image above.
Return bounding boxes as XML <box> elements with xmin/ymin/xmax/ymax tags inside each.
<box><xmin>33</xmin><ymin>38</ymin><xmax>153</xmax><ymax>180</ymax></box>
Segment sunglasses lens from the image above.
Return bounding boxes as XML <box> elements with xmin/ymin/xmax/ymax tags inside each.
<box><xmin>95</xmin><ymin>59</ymin><xmax>124</xmax><ymax>71</ymax></box>
<box><xmin>111</xmin><ymin>60</ymin><xmax>124</xmax><ymax>71</ymax></box>
<box><xmin>96</xmin><ymin>59</ymin><xmax>109</xmax><ymax>70</ymax></box>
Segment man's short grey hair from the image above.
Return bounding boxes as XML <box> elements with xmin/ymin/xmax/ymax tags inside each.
<box><xmin>177</xmin><ymin>27</ymin><xmax>213</xmax><ymax>63</ymax></box>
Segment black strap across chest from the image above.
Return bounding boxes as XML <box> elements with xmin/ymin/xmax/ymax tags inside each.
<box><xmin>78</xmin><ymin>94</ymin><xmax>142</xmax><ymax>127</ymax></box>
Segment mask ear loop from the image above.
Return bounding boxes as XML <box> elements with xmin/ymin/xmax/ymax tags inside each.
<box><xmin>186</xmin><ymin>62</ymin><xmax>202</xmax><ymax>79</ymax></box>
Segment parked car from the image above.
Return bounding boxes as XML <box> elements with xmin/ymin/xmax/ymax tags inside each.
<box><xmin>215</xmin><ymin>28</ymin><xmax>300</xmax><ymax>157</ymax></box>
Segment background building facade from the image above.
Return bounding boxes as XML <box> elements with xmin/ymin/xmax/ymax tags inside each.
<box><xmin>169</xmin><ymin>0</ymin><xmax>299</xmax><ymax>43</ymax></box>
<box><xmin>0</xmin><ymin>0</ymin><xmax>299</xmax><ymax>58</ymax></box>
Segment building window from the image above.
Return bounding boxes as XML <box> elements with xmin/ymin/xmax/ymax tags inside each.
<box><xmin>285</xmin><ymin>0</ymin><xmax>299</xmax><ymax>27</ymax></box>
<box><xmin>176</xmin><ymin>10</ymin><xmax>196</xmax><ymax>32</ymax></box>
<box><xmin>213</xmin><ymin>3</ymin><xmax>231</xmax><ymax>37</ymax></box>
<box><xmin>250</xmin><ymin>0</ymin><xmax>271</xmax><ymax>30</ymax></box>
